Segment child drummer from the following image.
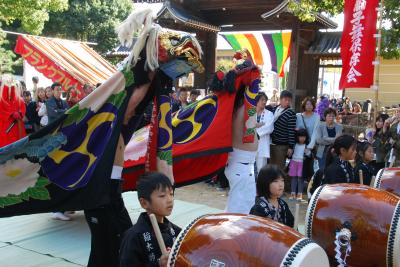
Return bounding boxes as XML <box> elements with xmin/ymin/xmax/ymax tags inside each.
<box><xmin>119</xmin><ymin>172</ymin><xmax>181</xmax><ymax>267</ymax></box>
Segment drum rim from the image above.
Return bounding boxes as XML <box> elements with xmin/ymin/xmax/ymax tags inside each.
<box><xmin>305</xmin><ymin>184</ymin><xmax>325</xmax><ymax>238</ymax></box>
<box><xmin>167</xmin><ymin>214</ymin><xmax>205</xmax><ymax>266</ymax></box>
<box><xmin>387</xmin><ymin>201</ymin><xmax>400</xmax><ymax>267</ymax></box>
<box><xmin>374</xmin><ymin>168</ymin><xmax>385</xmax><ymax>188</ymax></box>
<box><xmin>279</xmin><ymin>238</ymin><xmax>315</xmax><ymax>267</ymax></box>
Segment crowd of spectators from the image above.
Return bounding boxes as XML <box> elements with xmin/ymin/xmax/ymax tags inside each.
<box><xmin>19</xmin><ymin>77</ymin><xmax>95</xmax><ymax>136</ymax></box>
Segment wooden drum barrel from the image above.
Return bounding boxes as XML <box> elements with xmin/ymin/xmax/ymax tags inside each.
<box><xmin>374</xmin><ymin>168</ymin><xmax>400</xmax><ymax>196</ymax></box>
<box><xmin>305</xmin><ymin>184</ymin><xmax>400</xmax><ymax>267</ymax></box>
<box><xmin>168</xmin><ymin>213</ymin><xmax>329</xmax><ymax>267</ymax></box>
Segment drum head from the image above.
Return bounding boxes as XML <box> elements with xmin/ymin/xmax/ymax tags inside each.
<box><xmin>280</xmin><ymin>239</ymin><xmax>329</xmax><ymax>267</ymax></box>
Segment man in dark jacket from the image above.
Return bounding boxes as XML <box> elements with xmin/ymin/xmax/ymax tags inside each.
<box><xmin>46</xmin><ymin>82</ymin><xmax>69</xmax><ymax>124</ymax></box>
<box><xmin>270</xmin><ymin>90</ymin><xmax>296</xmax><ymax>171</ymax></box>
<box><xmin>23</xmin><ymin>91</ymin><xmax>40</xmax><ymax>133</ymax></box>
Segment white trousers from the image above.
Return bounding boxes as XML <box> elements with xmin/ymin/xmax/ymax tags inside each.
<box><xmin>256</xmin><ymin>156</ymin><xmax>268</xmax><ymax>173</ymax></box>
<box><xmin>224</xmin><ymin>159</ymin><xmax>256</xmax><ymax>214</ymax></box>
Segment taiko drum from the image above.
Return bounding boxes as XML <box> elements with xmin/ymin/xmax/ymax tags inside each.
<box><xmin>168</xmin><ymin>213</ymin><xmax>329</xmax><ymax>267</ymax></box>
<box><xmin>305</xmin><ymin>184</ymin><xmax>400</xmax><ymax>267</ymax></box>
<box><xmin>374</xmin><ymin>168</ymin><xmax>400</xmax><ymax>196</ymax></box>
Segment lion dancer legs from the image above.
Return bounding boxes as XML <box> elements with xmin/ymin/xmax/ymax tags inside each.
<box><xmin>84</xmin><ymin>165</ymin><xmax>132</xmax><ymax>267</ymax></box>
<box><xmin>84</xmin><ymin>76</ymin><xmax>153</xmax><ymax>267</ymax></box>
<box><xmin>225</xmin><ymin>96</ymin><xmax>258</xmax><ymax>214</ymax></box>
<box><xmin>223</xmin><ymin>54</ymin><xmax>260</xmax><ymax>214</ymax></box>
<box><xmin>225</xmin><ymin>148</ymin><xmax>257</xmax><ymax>213</ymax></box>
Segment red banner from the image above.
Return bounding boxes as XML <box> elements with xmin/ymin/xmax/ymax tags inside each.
<box><xmin>14</xmin><ymin>36</ymin><xmax>83</xmax><ymax>91</ymax></box>
<box><xmin>339</xmin><ymin>0</ymin><xmax>379</xmax><ymax>89</ymax></box>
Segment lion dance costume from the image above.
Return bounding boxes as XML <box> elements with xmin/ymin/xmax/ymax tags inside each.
<box><xmin>0</xmin><ymin>8</ymin><xmax>204</xmax><ymax>217</ymax></box>
<box><xmin>0</xmin><ymin>75</ymin><xmax>26</xmax><ymax>148</ymax></box>
<box><xmin>122</xmin><ymin>48</ymin><xmax>261</xmax><ymax>208</ymax></box>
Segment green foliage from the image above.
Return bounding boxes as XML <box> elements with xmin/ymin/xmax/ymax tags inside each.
<box><xmin>0</xmin><ymin>27</ymin><xmax>19</xmax><ymax>74</ymax></box>
<box><xmin>381</xmin><ymin>0</ymin><xmax>400</xmax><ymax>59</ymax></box>
<box><xmin>288</xmin><ymin>0</ymin><xmax>400</xmax><ymax>59</ymax></box>
<box><xmin>42</xmin><ymin>0</ymin><xmax>133</xmax><ymax>54</ymax></box>
<box><xmin>0</xmin><ymin>0</ymin><xmax>67</xmax><ymax>74</ymax></box>
<box><xmin>0</xmin><ymin>0</ymin><xmax>68</xmax><ymax>34</ymax></box>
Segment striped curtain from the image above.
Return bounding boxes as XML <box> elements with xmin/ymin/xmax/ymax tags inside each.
<box><xmin>221</xmin><ymin>32</ymin><xmax>291</xmax><ymax>77</ymax></box>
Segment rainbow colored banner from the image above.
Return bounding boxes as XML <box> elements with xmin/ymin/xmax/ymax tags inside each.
<box><xmin>263</xmin><ymin>32</ymin><xmax>291</xmax><ymax>77</ymax></box>
<box><xmin>221</xmin><ymin>32</ymin><xmax>291</xmax><ymax>77</ymax></box>
<box><xmin>222</xmin><ymin>33</ymin><xmax>264</xmax><ymax>65</ymax></box>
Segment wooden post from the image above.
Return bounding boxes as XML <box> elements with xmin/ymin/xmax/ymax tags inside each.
<box><xmin>320</xmin><ymin>66</ymin><xmax>325</xmax><ymax>97</ymax></box>
<box><xmin>373</xmin><ymin>0</ymin><xmax>384</xmax><ymax>126</ymax></box>
<box><xmin>194</xmin><ymin>31</ymin><xmax>217</xmax><ymax>90</ymax></box>
<box><xmin>287</xmin><ymin>21</ymin><xmax>300</xmax><ymax>106</ymax></box>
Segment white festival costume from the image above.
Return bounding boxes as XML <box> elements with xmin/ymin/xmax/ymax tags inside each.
<box><xmin>224</xmin><ymin>148</ymin><xmax>257</xmax><ymax>214</ymax></box>
<box><xmin>256</xmin><ymin>109</ymin><xmax>274</xmax><ymax>171</ymax></box>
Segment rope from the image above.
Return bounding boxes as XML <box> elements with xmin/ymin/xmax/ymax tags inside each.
<box><xmin>334</xmin><ymin>228</ymin><xmax>352</xmax><ymax>267</ymax></box>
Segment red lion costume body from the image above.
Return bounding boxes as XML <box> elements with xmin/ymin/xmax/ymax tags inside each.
<box><xmin>0</xmin><ymin>78</ymin><xmax>26</xmax><ymax>147</ymax></box>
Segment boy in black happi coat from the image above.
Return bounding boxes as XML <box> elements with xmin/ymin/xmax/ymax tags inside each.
<box><xmin>120</xmin><ymin>172</ymin><xmax>181</xmax><ymax>267</ymax></box>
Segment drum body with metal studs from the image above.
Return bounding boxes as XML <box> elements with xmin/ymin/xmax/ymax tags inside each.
<box><xmin>306</xmin><ymin>183</ymin><xmax>400</xmax><ymax>267</ymax></box>
<box><xmin>168</xmin><ymin>213</ymin><xmax>329</xmax><ymax>267</ymax></box>
<box><xmin>374</xmin><ymin>167</ymin><xmax>400</xmax><ymax>196</ymax></box>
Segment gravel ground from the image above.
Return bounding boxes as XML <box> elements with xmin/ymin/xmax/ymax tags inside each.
<box><xmin>174</xmin><ymin>181</ymin><xmax>308</xmax><ymax>228</ymax></box>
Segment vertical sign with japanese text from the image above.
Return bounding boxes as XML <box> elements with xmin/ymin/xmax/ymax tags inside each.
<box><xmin>339</xmin><ymin>0</ymin><xmax>379</xmax><ymax>89</ymax></box>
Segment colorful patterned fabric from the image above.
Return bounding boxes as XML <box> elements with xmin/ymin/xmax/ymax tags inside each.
<box><xmin>123</xmin><ymin>92</ymin><xmax>235</xmax><ymax>190</ymax></box>
<box><xmin>262</xmin><ymin>32</ymin><xmax>291</xmax><ymax>77</ymax></box>
<box><xmin>221</xmin><ymin>32</ymin><xmax>291</xmax><ymax>77</ymax></box>
<box><xmin>122</xmin><ymin>51</ymin><xmax>262</xmax><ymax>189</ymax></box>
<box><xmin>0</xmin><ymin>8</ymin><xmax>205</xmax><ymax>217</ymax></box>
<box><xmin>222</xmin><ymin>34</ymin><xmax>264</xmax><ymax>65</ymax></box>
<box><xmin>242</xmin><ymin>78</ymin><xmax>260</xmax><ymax>143</ymax></box>
<box><xmin>145</xmin><ymin>94</ymin><xmax>173</xmax><ymax>181</ymax></box>
<box><xmin>0</xmin><ymin>71</ymin><xmax>129</xmax><ymax>216</ymax></box>
<box><xmin>230</xmin><ymin>50</ymin><xmax>261</xmax><ymax>144</ymax></box>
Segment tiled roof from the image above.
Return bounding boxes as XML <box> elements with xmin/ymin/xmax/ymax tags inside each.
<box><xmin>305</xmin><ymin>31</ymin><xmax>341</xmax><ymax>57</ymax></box>
<box><xmin>157</xmin><ymin>1</ymin><xmax>220</xmax><ymax>32</ymax></box>
<box><xmin>105</xmin><ymin>38</ymin><xmax>136</xmax><ymax>57</ymax></box>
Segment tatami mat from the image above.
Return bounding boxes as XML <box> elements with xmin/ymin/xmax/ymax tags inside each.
<box><xmin>0</xmin><ymin>192</ymin><xmax>222</xmax><ymax>267</ymax></box>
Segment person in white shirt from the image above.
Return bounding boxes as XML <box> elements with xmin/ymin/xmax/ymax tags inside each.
<box><xmin>255</xmin><ymin>92</ymin><xmax>274</xmax><ymax>172</ymax></box>
<box><xmin>38</xmin><ymin>87</ymin><xmax>53</xmax><ymax>127</ymax></box>
<box><xmin>288</xmin><ymin>128</ymin><xmax>311</xmax><ymax>201</ymax></box>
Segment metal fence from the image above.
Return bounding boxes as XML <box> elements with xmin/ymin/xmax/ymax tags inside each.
<box><xmin>339</xmin><ymin>108</ymin><xmax>398</xmax><ymax>138</ymax></box>
<box><xmin>340</xmin><ymin>113</ymin><xmax>372</xmax><ymax>138</ymax></box>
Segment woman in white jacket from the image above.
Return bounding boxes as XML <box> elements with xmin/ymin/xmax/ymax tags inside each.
<box><xmin>255</xmin><ymin>92</ymin><xmax>274</xmax><ymax>172</ymax></box>
<box><xmin>38</xmin><ymin>101</ymin><xmax>48</xmax><ymax>127</ymax></box>
<box><xmin>37</xmin><ymin>87</ymin><xmax>52</xmax><ymax>127</ymax></box>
